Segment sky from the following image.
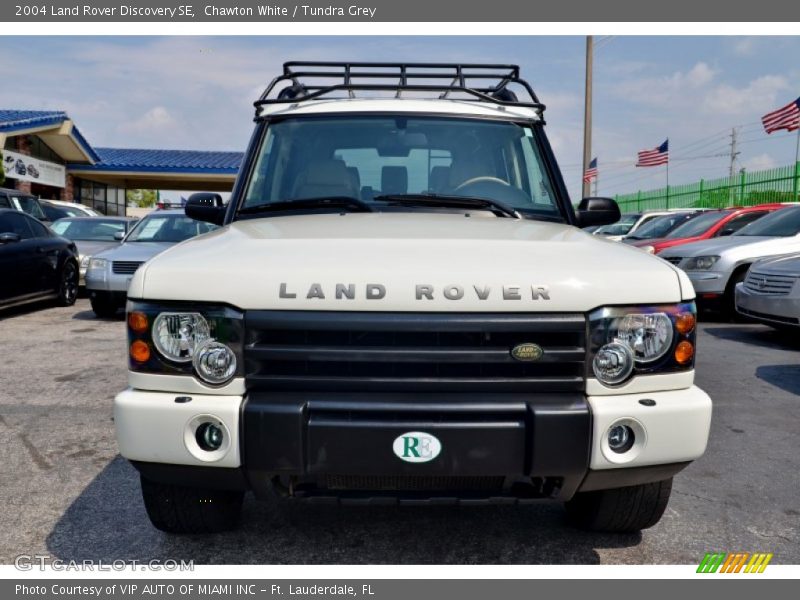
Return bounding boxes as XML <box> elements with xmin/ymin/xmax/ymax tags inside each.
<box><xmin>2</xmin><ymin>35</ymin><xmax>800</xmax><ymax>202</ymax></box>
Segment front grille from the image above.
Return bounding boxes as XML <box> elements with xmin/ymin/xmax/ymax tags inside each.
<box><xmin>244</xmin><ymin>312</ymin><xmax>587</xmax><ymax>393</ymax></box>
<box><xmin>744</xmin><ymin>271</ymin><xmax>797</xmax><ymax>296</ymax></box>
<box><xmin>112</xmin><ymin>261</ymin><xmax>143</xmax><ymax>275</ymax></box>
<box><xmin>664</xmin><ymin>256</ymin><xmax>683</xmax><ymax>266</ymax></box>
<box><xmin>325</xmin><ymin>474</ymin><xmax>504</xmax><ymax>491</ymax></box>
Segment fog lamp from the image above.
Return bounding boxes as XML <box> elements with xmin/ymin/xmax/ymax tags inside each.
<box><xmin>608</xmin><ymin>424</ymin><xmax>635</xmax><ymax>453</ymax></box>
<box><xmin>196</xmin><ymin>422</ymin><xmax>224</xmax><ymax>452</ymax></box>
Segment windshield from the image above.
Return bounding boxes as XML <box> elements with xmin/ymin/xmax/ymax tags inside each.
<box><xmin>734</xmin><ymin>206</ymin><xmax>800</xmax><ymax>237</ymax></box>
<box><xmin>627</xmin><ymin>213</ymin><xmax>691</xmax><ymax>239</ymax></box>
<box><xmin>126</xmin><ymin>213</ymin><xmax>219</xmax><ymax>242</ymax></box>
<box><xmin>242</xmin><ymin>116</ymin><xmax>562</xmax><ymax>220</ymax></box>
<box><xmin>666</xmin><ymin>210</ymin><xmax>731</xmax><ymax>239</ymax></box>
<box><xmin>10</xmin><ymin>195</ymin><xmax>45</xmax><ymax>219</ymax></box>
<box><xmin>51</xmin><ymin>218</ymin><xmax>127</xmax><ymax>241</ymax></box>
<box><xmin>595</xmin><ymin>213</ymin><xmax>640</xmax><ymax>236</ymax></box>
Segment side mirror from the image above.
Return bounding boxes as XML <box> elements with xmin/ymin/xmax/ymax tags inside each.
<box><xmin>113</xmin><ymin>230</ymin><xmax>126</xmax><ymax>241</ymax></box>
<box><xmin>185</xmin><ymin>193</ymin><xmax>226</xmax><ymax>226</ymax></box>
<box><xmin>0</xmin><ymin>232</ymin><xmax>21</xmax><ymax>244</ymax></box>
<box><xmin>576</xmin><ymin>197</ymin><xmax>621</xmax><ymax>228</ymax></box>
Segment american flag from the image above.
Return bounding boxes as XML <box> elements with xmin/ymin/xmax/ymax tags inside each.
<box><xmin>636</xmin><ymin>139</ymin><xmax>669</xmax><ymax>167</ymax></box>
<box><xmin>762</xmin><ymin>97</ymin><xmax>800</xmax><ymax>134</ymax></box>
<box><xmin>583</xmin><ymin>157</ymin><xmax>598</xmax><ymax>183</ymax></box>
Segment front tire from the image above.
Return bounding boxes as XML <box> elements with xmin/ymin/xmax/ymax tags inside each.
<box><xmin>90</xmin><ymin>293</ymin><xmax>119</xmax><ymax>318</ymax></box>
<box><xmin>140</xmin><ymin>476</ymin><xmax>244</xmax><ymax>534</ymax></box>
<box><xmin>565</xmin><ymin>478</ymin><xmax>672</xmax><ymax>533</ymax></box>
<box><xmin>57</xmin><ymin>260</ymin><xmax>79</xmax><ymax>306</ymax></box>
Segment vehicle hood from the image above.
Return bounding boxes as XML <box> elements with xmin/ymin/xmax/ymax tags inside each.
<box><xmin>130</xmin><ymin>213</ymin><xmax>691</xmax><ymax>312</ymax></box>
<box><xmin>74</xmin><ymin>240</ymin><xmax>119</xmax><ymax>258</ymax></box>
<box><xmin>750</xmin><ymin>252</ymin><xmax>800</xmax><ymax>276</ymax></box>
<box><xmin>94</xmin><ymin>241</ymin><xmax>176</xmax><ymax>263</ymax></box>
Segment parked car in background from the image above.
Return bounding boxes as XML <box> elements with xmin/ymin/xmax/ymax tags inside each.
<box><xmin>629</xmin><ymin>204</ymin><xmax>785</xmax><ymax>255</ymax></box>
<box><xmin>47</xmin><ymin>199</ymin><xmax>103</xmax><ymax>217</ymax></box>
<box><xmin>51</xmin><ymin>216</ymin><xmax>139</xmax><ymax>285</ymax></box>
<box><xmin>660</xmin><ymin>205</ymin><xmax>800</xmax><ymax>313</ymax></box>
<box><xmin>0</xmin><ymin>208</ymin><xmax>79</xmax><ymax>311</ymax></box>
<box><xmin>0</xmin><ymin>187</ymin><xmax>48</xmax><ymax>222</ymax></box>
<box><xmin>735</xmin><ymin>253</ymin><xmax>800</xmax><ymax>330</ymax></box>
<box><xmin>41</xmin><ymin>200</ymin><xmax>95</xmax><ymax>222</ymax></box>
<box><xmin>593</xmin><ymin>209</ymin><xmax>697</xmax><ymax>241</ymax></box>
<box><xmin>85</xmin><ymin>209</ymin><xmax>219</xmax><ymax>317</ymax></box>
<box><xmin>622</xmin><ymin>212</ymin><xmax>698</xmax><ymax>243</ymax></box>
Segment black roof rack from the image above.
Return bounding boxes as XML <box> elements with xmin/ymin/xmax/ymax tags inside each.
<box><xmin>255</xmin><ymin>62</ymin><xmax>545</xmax><ymax>115</ymax></box>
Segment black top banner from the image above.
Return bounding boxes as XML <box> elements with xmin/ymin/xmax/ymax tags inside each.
<box><xmin>2</xmin><ymin>0</ymin><xmax>798</xmax><ymax>22</ymax></box>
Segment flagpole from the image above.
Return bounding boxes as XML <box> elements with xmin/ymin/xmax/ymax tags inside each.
<box><xmin>665</xmin><ymin>158</ymin><xmax>670</xmax><ymax>210</ymax></box>
<box><xmin>794</xmin><ymin>128</ymin><xmax>800</xmax><ymax>201</ymax></box>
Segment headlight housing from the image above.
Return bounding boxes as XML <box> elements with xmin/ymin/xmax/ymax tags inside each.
<box><xmin>589</xmin><ymin>302</ymin><xmax>696</xmax><ymax>387</ymax></box>
<box><xmin>79</xmin><ymin>255</ymin><xmax>90</xmax><ymax>268</ymax></box>
<box><xmin>126</xmin><ymin>301</ymin><xmax>243</xmax><ymax>386</ymax></box>
<box><xmin>684</xmin><ymin>255</ymin><xmax>719</xmax><ymax>270</ymax></box>
<box><xmin>88</xmin><ymin>257</ymin><xmax>107</xmax><ymax>270</ymax></box>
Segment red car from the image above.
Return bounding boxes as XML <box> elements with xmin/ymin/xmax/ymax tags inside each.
<box><xmin>630</xmin><ymin>204</ymin><xmax>788</xmax><ymax>254</ymax></box>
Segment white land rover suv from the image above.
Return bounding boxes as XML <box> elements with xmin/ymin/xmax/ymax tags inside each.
<box><xmin>115</xmin><ymin>62</ymin><xmax>712</xmax><ymax>534</ymax></box>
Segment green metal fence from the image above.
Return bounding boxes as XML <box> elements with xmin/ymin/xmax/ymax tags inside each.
<box><xmin>614</xmin><ymin>162</ymin><xmax>800</xmax><ymax>212</ymax></box>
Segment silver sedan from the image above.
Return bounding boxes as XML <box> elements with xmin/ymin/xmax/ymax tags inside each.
<box><xmin>85</xmin><ymin>209</ymin><xmax>219</xmax><ymax>317</ymax></box>
<box><xmin>659</xmin><ymin>206</ymin><xmax>800</xmax><ymax>313</ymax></box>
<box><xmin>736</xmin><ymin>253</ymin><xmax>800</xmax><ymax>329</ymax></box>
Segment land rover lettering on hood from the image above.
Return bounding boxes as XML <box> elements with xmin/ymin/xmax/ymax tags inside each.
<box><xmin>114</xmin><ymin>62</ymin><xmax>712</xmax><ymax>535</ymax></box>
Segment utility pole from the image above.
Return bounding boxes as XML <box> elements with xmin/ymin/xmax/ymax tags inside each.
<box><xmin>582</xmin><ymin>35</ymin><xmax>593</xmax><ymax>199</ymax></box>
<box><xmin>729</xmin><ymin>128</ymin><xmax>740</xmax><ymax>204</ymax></box>
<box><xmin>728</xmin><ymin>128</ymin><xmax>740</xmax><ymax>180</ymax></box>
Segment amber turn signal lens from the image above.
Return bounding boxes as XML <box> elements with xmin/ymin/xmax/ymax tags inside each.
<box><xmin>130</xmin><ymin>340</ymin><xmax>151</xmax><ymax>363</ymax></box>
<box><xmin>674</xmin><ymin>340</ymin><xmax>694</xmax><ymax>364</ymax></box>
<box><xmin>675</xmin><ymin>312</ymin><xmax>696</xmax><ymax>334</ymax></box>
<box><xmin>128</xmin><ymin>311</ymin><xmax>148</xmax><ymax>333</ymax></box>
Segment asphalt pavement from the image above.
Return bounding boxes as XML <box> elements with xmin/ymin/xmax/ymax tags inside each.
<box><xmin>0</xmin><ymin>299</ymin><xmax>798</xmax><ymax>564</ymax></box>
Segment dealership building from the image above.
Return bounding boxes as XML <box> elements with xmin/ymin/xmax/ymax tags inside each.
<box><xmin>0</xmin><ymin>110</ymin><xmax>242</xmax><ymax>215</ymax></box>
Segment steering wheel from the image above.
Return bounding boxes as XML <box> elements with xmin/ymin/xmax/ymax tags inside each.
<box><xmin>453</xmin><ymin>176</ymin><xmax>510</xmax><ymax>192</ymax></box>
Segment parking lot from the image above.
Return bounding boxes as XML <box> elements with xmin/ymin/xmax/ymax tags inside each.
<box><xmin>0</xmin><ymin>298</ymin><xmax>798</xmax><ymax>565</ymax></box>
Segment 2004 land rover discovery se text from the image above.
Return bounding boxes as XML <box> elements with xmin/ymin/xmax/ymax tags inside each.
<box><xmin>114</xmin><ymin>63</ymin><xmax>712</xmax><ymax>534</ymax></box>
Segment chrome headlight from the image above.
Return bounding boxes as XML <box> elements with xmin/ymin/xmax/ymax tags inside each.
<box><xmin>88</xmin><ymin>257</ymin><xmax>107</xmax><ymax>270</ymax></box>
<box><xmin>126</xmin><ymin>302</ymin><xmax>243</xmax><ymax>386</ymax></box>
<box><xmin>589</xmin><ymin>303</ymin><xmax>696</xmax><ymax>386</ymax></box>
<box><xmin>684</xmin><ymin>255</ymin><xmax>719</xmax><ymax>270</ymax></box>
<box><xmin>152</xmin><ymin>312</ymin><xmax>211</xmax><ymax>363</ymax></box>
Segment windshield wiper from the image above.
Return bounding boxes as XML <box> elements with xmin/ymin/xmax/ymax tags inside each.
<box><xmin>373</xmin><ymin>193</ymin><xmax>522</xmax><ymax>219</ymax></box>
<box><xmin>238</xmin><ymin>196</ymin><xmax>374</xmax><ymax>215</ymax></box>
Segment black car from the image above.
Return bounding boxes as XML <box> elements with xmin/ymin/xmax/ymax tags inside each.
<box><xmin>0</xmin><ymin>187</ymin><xmax>48</xmax><ymax>221</ymax></box>
<box><xmin>14</xmin><ymin>159</ymin><xmax>26</xmax><ymax>176</ymax></box>
<box><xmin>0</xmin><ymin>208</ymin><xmax>79</xmax><ymax>310</ymax></box>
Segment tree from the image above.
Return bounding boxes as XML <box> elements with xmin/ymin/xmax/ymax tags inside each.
<box><xmin>126</xmin><ymin>189</ymin><xmax>157</xmax><ymax>208</ymax></box>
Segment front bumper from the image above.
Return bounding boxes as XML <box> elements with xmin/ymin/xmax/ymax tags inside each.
<box><xmin>686</xmin><ymin>271</ymin><xmax>726</xmax><ymax>295</ymax></box>
<box><xmin>115</xmin><ymin>384</ymin><xmax>712</xmax><ymax>501</ymax></box>
<box><xmin>85</xmin><ymin>267</ymin><xmax>133</xmax><ymax>293</ymax></box>
<box><xmin>735</xmin><ymin>282</ymin><xmax>800</xmax><ymax>327</ymax></box>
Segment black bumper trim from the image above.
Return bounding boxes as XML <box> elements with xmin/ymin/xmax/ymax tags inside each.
<box><xmin>130</xmin><ymin>460</ymin><xmax>249</xmax><ymax>491</ymax></box>
<box><xmin>577</xmin><ymin>461</ymin><xmax>691</xmax><ymax>492</ymax></box>
<box><xmin>242</xmin><ymin>392</ymin><xmax>591</xmax><ymax>500</ymax></box>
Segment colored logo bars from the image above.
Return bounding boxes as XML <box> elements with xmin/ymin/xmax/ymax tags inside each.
<box><xmin>696</xmin><ymin>552</ymin><xmax>773</xmax><ymax>573</ymax></box>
